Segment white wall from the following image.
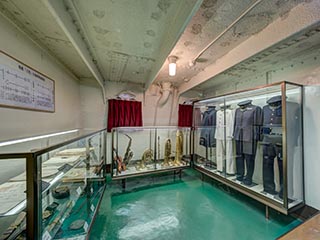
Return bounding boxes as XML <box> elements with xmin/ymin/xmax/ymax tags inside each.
<box><xmin>303</xmin><ymin>86</ymin><xmax>320</xmax><ymax>210</ymax></box>
<box><xmin>0</xmin><ymin>13</ymin><xmax>82</xmax><ymax>141</ymax></box>
<box><xmin>104</xmin><ymin>81</ymin><xmax>182</xmax><ymax>126</ymax></box>
<box><xmin>79</xmin><ymin>84</ymin><xmax>105</xmax><ymax>130</ymax></box>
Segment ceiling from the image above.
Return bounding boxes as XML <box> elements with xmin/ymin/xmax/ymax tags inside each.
<box><xmin>0</xmin><ymin>0</ymin><xmax>318</xmax><ymax>95</ymax></box>
<box><xmin>154</xmin><ymin>0</ymin><xmax>309</xmax><ymax>86</ymax></box>
<box><xmin>182</xmin><ymin>22</ymin><xmax>320</xmax><ymax>98</ymax></box>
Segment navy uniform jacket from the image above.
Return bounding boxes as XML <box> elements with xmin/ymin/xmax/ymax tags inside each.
<box><xmin>200</xmin><ymin>107</ymin><xmax>216</xmax><ymax>147</ymax></box>
<box><xmin>262</xmin><ymin>104</ymin><xmax>282</xmax><ymax>135</ymax></box>
<box><xmin>234</xmin><ymin>104</ymin><xmax>263</xmax><ymax>142</ymax></box>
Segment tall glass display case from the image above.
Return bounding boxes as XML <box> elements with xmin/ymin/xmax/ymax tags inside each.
<box><xmin>0</xmin><ymin>129</ymin><xmax>106</xmax><ymax>239</ymax></box>
<box><xmin>193</xmin><ymin>81</ymin><xmax>303</xmax><ymax>214</ymax></box>
<box><xmin>111</xmin><ymin>127</ymin><xmax>191</xmax><ymax>179</ymax></box>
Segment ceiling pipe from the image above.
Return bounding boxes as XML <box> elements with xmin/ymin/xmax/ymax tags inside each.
<box><xmin>158</xmin><ymin>82</ymin><xmax>172</xmax><ymax>107</ymax></box>
<box><xmin>153</xmin><ymin>82</ymin><xmax>172</xmax><ymax>125</ymax></box>
<box><xmin>189</xmin><ymin>0</ymin><xmax>263</xmax><ymax>67</ymax></box>
<box><xmin>43</xmin><ymin>0</ymin><xmax>106</xmax><ymax>102</ymax></box>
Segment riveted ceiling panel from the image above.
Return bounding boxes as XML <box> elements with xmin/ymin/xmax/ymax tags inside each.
<box><xmin>154</xmin><ymin>0</ymin><xmax>308</xmax><ymax>86</ymax></box>
<box><xmin>0</xmin><ymin>0</ymin><xmax>93</xmax><ymax>78</ymax></box>
<box><xmin>0</xmin><ymin>0</ymin><xmax>318</xmax><ymax>91</ymax></box>
<box><xmin>182</xmin><ymin>23</ymin><xmax>320</xmax><ymax>97</ymax></box>
<box><xmin>66</xmin><ymin>0</ymin><xmax>199</xmax><ymax>83</ymax></box>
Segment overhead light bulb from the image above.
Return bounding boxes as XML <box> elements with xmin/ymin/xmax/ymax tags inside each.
<box><xmin>169</xmin><ymin>62</ymin><xmax>176</xmax><ymax>76</ymax></box>
<box><xmin>168</xmin><ymin>56</ymin><xmax>178</xmax><ymax>76</ymax></box>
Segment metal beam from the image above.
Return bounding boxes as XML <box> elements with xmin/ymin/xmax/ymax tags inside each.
<box><xmin>43</xmin><ymin>0</ymin><xmax>106</xmax><ymax>102</ymax></box>
<box><xmin>144</xmin><ymin>0</ymin><xmax>203</xmax><ymax>90</ymax></box>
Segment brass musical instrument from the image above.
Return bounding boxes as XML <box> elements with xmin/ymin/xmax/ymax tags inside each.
<box><xmin>162</xmin><ymin>138</ymin><xmax>171</xmax><ymax>167</ymax></box>
<box><xmin>123</xmin><ymin>134</ymin><xmax>133</xmax><ymax>166</ymax></box>
<box><xmin>136</xmin><ymin>148</ymin><xmax>153</xmax><ymax>170</ymax></box>
<box><xmin>173</xmin><ymin>130</ymin><xmax>183</xmax><ymax>166</ymax></box>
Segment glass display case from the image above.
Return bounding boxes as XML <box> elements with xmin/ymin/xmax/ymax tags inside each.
<box><xmin>111</xmin><ymin>127</ymin><xmax>191</xmax><ymax>179</ymax></box>
<box><xmin>193</xmin><ymin>81</ymin><xmax>303</xmax><ymax>214</ymax></box>
<box><xmin>0</xmin><ymin>129</ymin><xmax>106</xmax><ymax>239</ymax></box>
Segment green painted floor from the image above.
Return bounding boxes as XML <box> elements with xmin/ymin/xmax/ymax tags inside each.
<box><xmin>90</xmin><ymin>170</ymin><xmax>301</xmax><ymax>240</ymax></box>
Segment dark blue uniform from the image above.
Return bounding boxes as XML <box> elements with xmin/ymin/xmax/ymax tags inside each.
<box><xmin>261</xmin><ymin>95</ymin><xmax>283</xmax><ymax>196</ymax></box>
<box><xmin>234</xmin><ymin>100</ymin><xmax>263</xmax><ymax>185</ymax></box>
<box><xmin>200</xmin><ymin>106</ymin><xmax>217</xmax><ymax>148</ymax></box>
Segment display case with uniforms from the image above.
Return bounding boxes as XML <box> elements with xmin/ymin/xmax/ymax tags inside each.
<box><xmin>0</xmin><ymin>129</ymin><xmax>106</xmax><ymax>239</ymax></box>
<box><xmin>111</xmin><ymin>127</ymin><xmax>191</xmax><ymax>179</ymax></box>
<box><xmin>193</xmin><ymin>81</ymin><xmax>303</xmax><ymax>214</ymax></box>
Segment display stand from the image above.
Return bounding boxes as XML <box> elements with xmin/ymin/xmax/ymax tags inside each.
<box><xmin>193</xmin><ymin>82</ymin><xmax>304</xmax><ymax>214</ymax></box>
<box><xmin>0</xmin><ymin>129</ymin><xmax>107</xmax><ymax>239</ymax></box>
<box><xmin>111</xmin><ymin>127</ymin><xmax>192</xmax><ymax>182</ymax></box>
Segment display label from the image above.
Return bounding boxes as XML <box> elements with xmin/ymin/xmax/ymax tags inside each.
<box><xmin>76</xmin><ymin>187</ymin><xmax>82</xmax><ymax>196</ymax></box>
<box><xmin>43</xmin><ymin>231</ymin><xmax>52</xmax><ymax>240</ymax></box>
<box><xmin>90</xmin><ymin>204</ymin><xmax>95</xmax><ymax>212</ymax></box>
<box><xmin>0</xmin><ymin>51</ymin><xmax>55</xmax><ymax>112</ymax></box>
<box><xmin>83</xmin><ymin>221</ymin><xmax>89</xmax><ymax>232</ymax></box>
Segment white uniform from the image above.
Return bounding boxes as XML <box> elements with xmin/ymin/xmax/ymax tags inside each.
<box><xmin>215</xmin><ymin>108</ymin><xmax>235</xmax><ymax>174</ymax></box>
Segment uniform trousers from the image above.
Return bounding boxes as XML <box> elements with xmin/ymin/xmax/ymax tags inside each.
<box><xmin>262</xmin><ymin>135</ymin><xmax>283</xmax><ymax>197</ymax></box>
<box><xmin>216</xmin><ymin>139</ymin><xmax>235</xmax><ymax>174</ymax></box>
<box><xmin>235</xmin><ymin>140</ymin><xmax>257</xmax><ymax>184</ymax></box>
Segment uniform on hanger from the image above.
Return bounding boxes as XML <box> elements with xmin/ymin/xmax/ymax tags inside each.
<box><xmin>261</xmin><ymin>95</ymin><xmax>300</xmax><ymax>199</ymax></box>
<box><xmin>234</xmin><ymin>100</ymin><xmax>263</xmax><ymax>186</ymax></box>
<box><xmin>200</xmin><ymin>106</ymin><xmax>217</xmax><ymax>148</ymax></box>
<box><xmin>215</xmin><ymin>105</ymin><xmax>235</xmax><ymax>174</ymax></box>
<box><xmin>261</xmin><ymin>95</ymin><xmax>283</xmax><ymax>196</ymax></box>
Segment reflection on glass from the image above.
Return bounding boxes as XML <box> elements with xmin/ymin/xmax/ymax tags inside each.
<box><xmin>286</xmin><ymin>84</ymin><xmax>303</xmax><ymax>206</ymax></box>
<box><xmin>193</xmin><ymin>82</ymin><xmax>304</xmax><ymax>212</ymax></box>
<box><xmin>112</xmin><ymin>127</ymin><xmax>191</xmax><ymax>178</ymax></box>
<box><xmin>261</xmin><ymin>95</ymin><xmax>283</xmax><ymax>198</ymax></box>
<box><xmin>216</xmin><ymin>104</ymin><xmax>235</xmax><ymax>175</ymax></box>
<box><xmin>39</xmin><ymin>131</ymin><xmax>105</xmax><ymax>239</ymax></box>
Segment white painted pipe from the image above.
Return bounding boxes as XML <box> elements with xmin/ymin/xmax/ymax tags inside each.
<box><xmin>191</xmin><ymin>0</ymin><xmax>263</xmax><ymax>65</ymax></box>
<box><xmin>158</xmin><ymin>82</ymin><xmax>172</xmax><ymax>107</ymax></box>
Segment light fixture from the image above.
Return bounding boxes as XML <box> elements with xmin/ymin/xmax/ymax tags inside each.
<box><xmin>168</xmin><ymin>56</ymin><xmax>178</xmax><ymax>76</ymax></box>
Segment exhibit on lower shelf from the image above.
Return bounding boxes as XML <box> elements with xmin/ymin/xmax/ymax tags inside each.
<box><xmin>111</xmin><ymin>127</ymin><xmax>192</xmax><ymax>179</ymax></box>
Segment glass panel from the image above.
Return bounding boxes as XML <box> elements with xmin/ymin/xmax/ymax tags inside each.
<box><xmin>0</xmin><ymin>158</ymin><xmax>26</xmax><ymax>238</ymax></box>
<box><xmin>216</xmin><ymin>100</ymin><xmax>235</xmax><ymax>178</ymax></box>
<box><xmin>225</xmin><ymin>85</ymin><xmax>284</xmax><ymax>202</ymax></box>
<box><xmin>111</xmin><ymin>127</ymin><xmax>191</xmax><ymax>178</ymax></box>
<box><xmin>112</xmin><ymin>127</ymin><xmax>156</xmax><ymax>177</ymax></box>
<box><xmin>193</xmin><ymin>98</ymin><xmax>224</xmax><ymax>175</ymax></box>
<box><xmin>40</xmin><ymin>132</ymin><xmax>105</xmax><ymax>239</ymax></box>
<box><xmin>286</xmin><ymin>83</ymin><xmax>303</xmax><ymax>208</ymax></box>
<box><xmin>192</xmin><ymin>83</ymin><xmax>303</xmax><ymax>210</ymax></box>
<box><xmin>156</xmin><ymin>127</ymin><xmax>191</xmax><ymax>170</ymax></box>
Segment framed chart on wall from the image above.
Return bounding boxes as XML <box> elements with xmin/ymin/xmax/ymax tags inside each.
<box><xmin>0</xmin><ymin>51</ymin><xmax>55</xmax><ymax>112</ymax></box>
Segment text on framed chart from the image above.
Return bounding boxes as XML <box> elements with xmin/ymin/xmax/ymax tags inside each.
<box><xmin>0</xmin><ymin>51</ymin><xmax>55</xmax><ymax>112</ymax></box>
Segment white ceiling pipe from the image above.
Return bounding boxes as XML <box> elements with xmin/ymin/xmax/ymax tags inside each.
<box><xmin>190</xmin><ymin>0</ymin><xmax>263</xmax><ymax>66</ymax></box>
<box><xmin>158</xmin><ymin>82</ymin><xmax>172</xmax><ymax>107</ymax></box>
<box><xmin>42</xmin><ymin>0</ymin><xmax>106</xmax><ymax>102</ymax></box>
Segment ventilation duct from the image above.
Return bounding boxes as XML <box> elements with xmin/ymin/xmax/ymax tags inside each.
<box><xmin>158</xmin><ymin>82</ymin><xmax>172</xmax><ymax>107</ymax></box>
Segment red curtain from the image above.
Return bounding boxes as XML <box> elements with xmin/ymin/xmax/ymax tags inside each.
<box><xmin>107</xmin><ymin>99</ymin><xmax>143</xmax><ymax>132</ymax></box>
<box><xmin>178</xmin><ymin>104</ymin><xmax>193</xmax><ymax>127</ymax></box>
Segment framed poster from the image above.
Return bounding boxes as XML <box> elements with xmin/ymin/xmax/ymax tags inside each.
<box><xmin>0</xmin><ymin>51</ymin><xmax>55</xmax><ymax>112</ymax></box>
